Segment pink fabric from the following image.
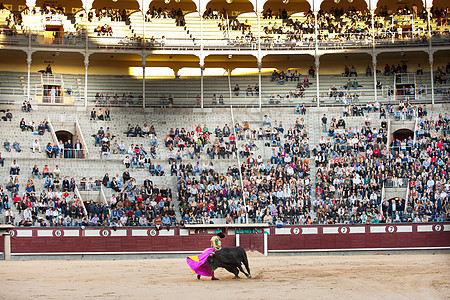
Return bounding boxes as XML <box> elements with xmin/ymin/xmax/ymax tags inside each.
<box><xmin>186</xmin><ymin>248</ymin><xmax>215</xmax><ymax>277</ymax></box>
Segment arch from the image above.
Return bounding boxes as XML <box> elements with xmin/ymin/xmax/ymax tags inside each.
<box><xmin>6</xmin><ymin>0</ymin><xmax>26</xmax><ymax>12</ymax></box>
<box><xmin>376</xmin><ymin>0</ymin><xmax>424</xmax><ymax>13</ymax></box>
<box><xmin>392</xmin><ymin>128</ymin><xmax>413</xmax><ymax>144</ymax></box>
<box><xmin>0</xmin><ymin>50</ymin><xmax>27</xmax><ymax>73</ymax></box>
<box><xmin>262</xmin><ymin>53</ymin><xmax>314</xmax><ymax>74</ymax></box>
<box><xmin>178</xmin><ymin>67</ymin><xmax>227</xmax><ymax>76</ymax></box>
<box><xmin>31</xmin><ymin>51</ymin><xmax>85</xmax><ymax>74</ymax></box>
<box><xmin>91</xmin><ymin>0</ymin><xmax>140</xmax><ymax>11</ymax></box>
<box><xmin>320</xmin><ymin>0</ymin><xmax>368</xmax><ymax>12</ymax></box>
<box><xmin>317</xmin><ymin>52</ymin><xmax>372</xmax><ymax>75</ymax></box>
<box><xmin>205</xmin><ymin>0</ymin><xmax>255</xmax><ymax>17</ymax></box>
<box><xmin>205</xmin><ymin>54</ymin><xmax>257</xmax><ymax>70</ymax></box>
<box><xmin>35</xmin><ymin>0</ymin><xmax>84</xmax><ymax>13</ymax></box>
<box><xmin>433</xmin><ymin>50</ymin><xmax>450</xmax><ymax>73</ymax></box>
<box><xmin>262</xmin><ymin>0</ymin><xmax>311</xmax><ymax>15</ymax></box>
<box><xmin>147</xmin><ymin>0</ymin><xmax>197</xmax><ymax>14</ymax></box>
<box><xmin>391</xmin><ymin>129</ymin><xmax>414</xmax><ymax>156</ymax></box>
<box><xmin>89</xmin><ymin>52</ymin><xmax>143</xmax><ymax>75</ymax></box>
<box><xmin>433</xmin><ymin>0</ymin><xmax>448</xmax><ymax>9</ymax></box>
<box><xmin>55</xmin><ymin>130</ymin><xmax>75</xmax><ymax>158</ymax></box>
<box><xmin>55</xmin><ymin>130</ymin><xmax>74</xmax><ymax>143</ymax></box>
<box><xmin>376</xmin><ymin>51</ymin><xmax>429</xmax><ymax>73</ymax></box>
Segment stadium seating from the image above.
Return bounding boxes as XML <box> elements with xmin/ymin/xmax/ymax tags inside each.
<box><xmin>0</xmin><ymin>1</ymin><xmax>449</xmax><ymax>228</ymax></box>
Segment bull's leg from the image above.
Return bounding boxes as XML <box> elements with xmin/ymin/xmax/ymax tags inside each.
<box><xmin>237</xmin><ymin>264</ymin><xmax>251</xmax><ymax>279</ymax></box>
<box><xmin>225</xmin><ymin>266</ymin><xmax>240</xmax><ymax>280</ymax></box>
<box><xmin>241</xmin><ymin>255</ymin><xmax>252</xmax><ymax>278</ymax></box>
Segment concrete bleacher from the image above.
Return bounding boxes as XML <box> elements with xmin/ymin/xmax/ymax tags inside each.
<box><xmin>129</xmin><ymin>12</ymin><xmax>193</xmax><ymax>45</ymax></box>
<box><xmin>184</xmin><ymin>13</ymin><xmax>228</xmax><ymax>46</ymax></box>
<box><xmin>4</xmin><ymin>6</ymin><xmax>449</xmax><ymax>50</ymax></box>
<box><xmin>1</xmin><ymin>102</ymin><xmax>449</xmax><ymax>225</ymax></box>
<box><xmin>0</xmin><ymin>69</ymin><xmax>444</xmax><ymax>107</ymax></box>
<box><xmin>0</xmin><ymin>8</ymin><xmax>11</xmax><ymax>27</ymax></box>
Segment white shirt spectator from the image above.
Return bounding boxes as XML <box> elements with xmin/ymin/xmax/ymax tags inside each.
<box><xmin>10</xmin><ymin>161</ymin><xmax>19</xmax><ymax>169</ymax></box>
<box><xmin>58</xmin><ymin>141</ymin><xmax>64</xmax><ymax>154</ymax></box>
<box><xmin>123</xmin><ymin>156</ymin><xmax>131</xmax><ymax>166</ymax></box>
<box><xmin>32</xmin><ymin>140</ymin><xmax>41</xmax><ymax>153</ymax></box>
<box><xmin>53</xmin><ymin>166</ymin><xmax>61</xmax><ymax>178</ymax></box>
<box><xmin>127</xmin><ymin>145</ymin><xmax>134</xmax><ymax>155</ymax></box>
<box><xmin>143</xmin><ymin>125</ymin><xmax>150</xmax><ymax>134</ymax></box>
<box><xmin>110</xmin><ymin>195</ymin><xmax>117</xmax><ymax>206</ymax></box>
<box><xmin>23</xmin><ymin>208</ymin><xmax>32</xmax><ymax>220</ymax></box>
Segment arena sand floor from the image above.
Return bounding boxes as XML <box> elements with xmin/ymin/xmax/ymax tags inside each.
<box><xmin>0</xmin><ymin>253</ymin><xmax>449</xmax><ymax>299</ymax></box>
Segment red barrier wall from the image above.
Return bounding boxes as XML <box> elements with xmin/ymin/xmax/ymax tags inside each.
<box><xmin>9</xmin><ymin>228</ymin><xmax>237</xmax><ymax>254</ymax></box>
<box><xmin>240</xmin><ymin>233</ymin><xmax>265</xmax><ymax>253</ymax></box>
<box><xmin>267</xmin><ymin>224</ymin><xmax>450</xmax><ymax>251</ymax></box>
<box><xmin>0</xmin><ymin>235</ymin><xmax>4</xmax><ymax>254</ymax></box>
<box><xmin>8</xmin><ymin>223</ymin><xmax>450</xmax><ymax>255</ymax></box>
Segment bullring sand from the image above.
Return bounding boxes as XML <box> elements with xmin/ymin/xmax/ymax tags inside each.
<box><xmin>0</xmin><ymin>253</ymin><xmax>449</xmax><ymax>300</ymax></box>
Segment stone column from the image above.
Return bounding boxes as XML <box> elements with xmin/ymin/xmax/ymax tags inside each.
<box><xmin>142</xmin><ymin>57</ymin><xmax>147</xmax><ymax>108</ymax></box>
<box><xmin>429</xmin><ymin>52</ymin><xmax>435</xmax><ymax>105</ymax></box>
<box><xmin>258</xmin><ymin>61</ymin><xmax>262</xmax><ymax>109</ymax></box>
<box><xmin>371</xmin><ymin>9</ymin><xmax>375</xmax><ymax>48</ymax></box>
<box><xmin>315</xmin><ymin>55</ymin><xmax>320</xmax><ymax>107</ymax></box>
<box><xmin>27</xmin><ymin>52</ymin><xmax>32</xmax><ymax>102</ymax></box>
<box><xmin>200</xmin><ymin>63</ymin><xmax>204</xmax><ymax>108</ymax></box>
<box><xmin>3</xmin><ymin>232</ymin><xmax>11</xmax><ymax>261</ymax></box>
<box><xmin>373</xmin><ymin>53</ymin><xmax>377</xmax><ymax>102</ymax></box>
<box><xmin>84</xmin><ymin>55</ymin><xmax>89</xmax><ymax>108</ymax></box>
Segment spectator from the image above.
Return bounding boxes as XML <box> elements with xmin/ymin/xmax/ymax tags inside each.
<box><xmin>233</xmin><ymin>84</ymin><xmax>240</xmax><ymax>96</ymax></box>
<box><xmin>321</xmin><ymin>114</ymin><xmax>327</xmax><ymax>133</ymax></box>
<box><xmin>10</xmin><ymin>160</ymin><xmax>20</xmax><ymax>175</ymax></box>
<box><xmin>4</xmin><ymin>139</ymin><xmax>11</xmax><ymax>152</ymax></box>
<box><xmin>53</xmin><ymin>165</ymin><xmax>61</xmax><ymax>178</ymax></box>
<box><xmin>32</xmin><ymin>139</ymin><xmax>41</xmax><ymax>153</ymax></box>
<box><xmin>13</xmin><ymin>140</ymin><xmax>21</xmax><ymax>152</ymax></box>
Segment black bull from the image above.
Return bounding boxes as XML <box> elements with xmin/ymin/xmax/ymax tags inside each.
<box><xmin>206</xmin><ymin>247</ymin><xmax>252</xmax><ymax>279</ymax></box>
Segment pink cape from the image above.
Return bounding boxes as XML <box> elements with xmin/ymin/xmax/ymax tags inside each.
<box><xmin>186</xmin><ymin>248</ymin><xmax>215</xmax><ymax>277</ymax></box>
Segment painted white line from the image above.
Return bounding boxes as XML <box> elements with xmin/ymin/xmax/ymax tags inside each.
<box><xmin>349</xmin><ymin>227</ymin><xmax>365</xmax><ymax>234</ymax></box>
<box><xmin>275</xmin><ymin>227</ymin><xmax>291</xmax><ymax>235</ymax></box>
<box><xmin>396</xmin><ymin>225</ymin><xmax>413</xmax><ymax>233</ymax></box>
<box><xmin>323</xmin><ymin>227</ymin><xmax>339</xmax><ymax>234</ymax></box>
<box><xmin>269</xmin><ymin>247</ymin><xmax>450</xmax><ymax>253</ymax></box>
<box><xmin>131</xmin><ymin>229</ymin><xmax>148</xmax><ymax>237</ymax></box>
<box><xmin>37</xmin><ymin>230</ymin><xmax>53</xmax><ymax>237</ymax></box>
<box><xmin>15</xmin><ymin>230</ymin><xmax>33</xmax><ymax>237</ymax></box>
<box><xmin>301</xmin><ymin>227</ymin><xmax>318</xmax><ymax>235</ymax></box>
<box><xmin>11</xmin><ymin>251</ymin><xmax>203</xmax><ymax>256</ymax></box>
<box><xmin>84</xmin><ymin>230</ymin><xmax>100</xmax><ymax>237</ymax></box>
<box><xmin>158</xmin><ymin>229</ymin><xmax>175</xmax><ymax>236</ymax></box>
<box><xmin>417</xmin><ymin>225</ymin><xmax>433</xmax><ymax>232</ymax></box>
<box><xmin>370</xmin><ymin>226</ymin><xmax>386</xmax><ymax>233</ymax></box>
<box><xmin>110</xmin><ymin>229</ymin><xmax>127</xmax><ymax>237</ymax></box>
<box><xmin>179</xmin><ymin>229</ymin><xmax>189</xmax><ymax>236</ymax></box>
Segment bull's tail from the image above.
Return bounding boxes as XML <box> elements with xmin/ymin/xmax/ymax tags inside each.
<box><xmin>239</xmin><ymin>247</ymin><xmax>251</xmax><ymax>277</ymax></box>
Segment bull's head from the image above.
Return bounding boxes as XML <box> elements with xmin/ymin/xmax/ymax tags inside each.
<box><xmin>206</xmin><ymin>253</ymin><xmax>218</xmax><ymax>270</ymax></box>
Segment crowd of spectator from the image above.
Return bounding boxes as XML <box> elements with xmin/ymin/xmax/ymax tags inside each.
<box><xmin>1</xmin><ymin>158</ymin><xmax>90</xmax><ymax>227</ymax></box>
<box><xmin>88</xmin><ymin>7</ymin><xmax>127</xmax><ymax>22</ymax></box>
<box><xmin>94</xmin><ymin>24</ymin><xmax>113</xmax><ymax>36</ymax></box>
<box><xmin>309</xmin><ymin>103</ymin><xmax>449</xmax><ymax>224</ymax></box>
<box><xmin>174</xmin><ymin>115</ymin><xmax>313</xmax><ymax>225</ymax></box>
<box><xmin>146</xmin><ymin>7</ymin><xmax>185</xmax><ymax>26</ymax></box>
<box><xmin>2</xmin><ymin>95</ymin><xmax>449</xmax><ymax>228</ymax></box>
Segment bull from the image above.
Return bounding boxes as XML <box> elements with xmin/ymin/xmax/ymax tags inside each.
<box><xmin>205</xmin><ymin>247</ymin><xmax>252</xmax><ymax>280</ymax></box>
